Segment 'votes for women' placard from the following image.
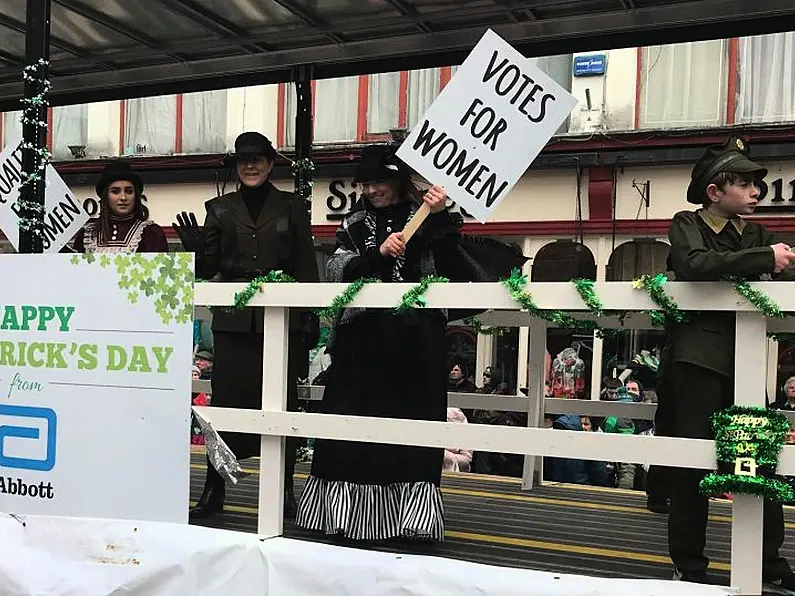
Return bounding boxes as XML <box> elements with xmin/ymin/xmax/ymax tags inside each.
<box><xmin>0</xmin><ymin>253</ymin><xmax>194</xmax><ymax>523</ymax></box>
<box><xmin>0</xmin><ymin>137</ymin><xmax>90</xmax><ymax>253</ymax></box>
<box><xmin>396</xmin><ymin>29</ymin><xmax>578</xmax><ymax>222</ymax></box>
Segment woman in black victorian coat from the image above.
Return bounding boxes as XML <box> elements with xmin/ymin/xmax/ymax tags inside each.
<box><xmin>296</xmin><ymin>145</ymin><xmax>462</xmax><ymax>542</ymax></box>
<box><xmin>174</xmin><ymin>132</ymin><xmax>319</xmax><ymax>520</ymax></box>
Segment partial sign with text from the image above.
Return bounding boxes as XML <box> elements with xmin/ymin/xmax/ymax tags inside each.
<box><xmin>396</xmin><ymin>29</ymin><xmax>577</xmax><ymax>222</ymax></box>
<box><xmin>0</xmin><ymin>253</ymin><xmax>194</xmax><ymax>523</ymax></box>
<box><xmin>0</xmin><ymin>137</ymin><xmax>90</xmax><ymax>253</ymax></box>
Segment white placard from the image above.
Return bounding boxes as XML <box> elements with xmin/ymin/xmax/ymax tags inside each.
<box><xmin>0</xmin><ymin>253</ymin><xmax>194</xmax><ymax>523</ymax></box>
<box><xmin>0</xmin><ymin>138</ymin><xmax>90</xmax><ymax>252</ymax></box>
<box><xmin>397</xmin><ymin>29</ymin><xmax>578</xmax><ymax>222</ymax></box>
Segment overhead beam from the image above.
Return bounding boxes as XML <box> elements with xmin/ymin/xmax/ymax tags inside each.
<box><xmin>269</xmin><ymin>0</ymin><xmax>345</xmax><ymax>44</ymax></box>
<box><xmin>52</xmin><ymin>0</ymin><xmax>188</xmax><ymax>62</ymax></box>
<box><xmin>0</xmin><ymin>12</ymin><xmax>112</xmax><ymax>69</ymax></box>
<box><xmin>382</xmin><ymin>0</ymin><xmax>433</xmax><ymax>34</ymax></box>
<box><xmin>158</xmin><ymin>0</ymin><xmax>270</xmax><ymax>54</ymax></box>
<box><xmin>29</xmin><ymin>2</ymin><xmax>557</xmax><ymax>67</ymax></box>
<box><xmin>0</xmin><ymin>0</ymin><xmax>794</xmax><ymax>109</ymax></box>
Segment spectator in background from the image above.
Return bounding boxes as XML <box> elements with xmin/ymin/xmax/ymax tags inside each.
<box><xmin>776</xmin><ymin>376</ymin><xmax>795</xmax><ymax>411</ymax></box>
<box><xmin>448</xmin><ymin>360</ymin><xmax>477</xmax><ymax>393</ymax></box>
<box><xmin>545</xmin><ymin>415</ymin><xmax>609</xmax><ymax>486</ymax></box>
<box><xmin>443</xmin><ymin>407</ymin><xmax>473</xmax><ymax>472</ymax></box>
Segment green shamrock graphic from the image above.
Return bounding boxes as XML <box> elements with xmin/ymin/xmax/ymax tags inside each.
<box><xmin>70</xmin><ymin>252</ymin><xmax>195</xmax><ymax>325</ymax></box>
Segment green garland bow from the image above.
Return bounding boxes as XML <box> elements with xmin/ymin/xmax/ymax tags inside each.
<box><xmin>228</xmin><ymin>271</ymin><xmax>295</xmax><ymax>312</ymax></box>
<box><xmin>700</xmin><ymin>405</ymin><xmax>793</xmax><ymax>502</ymax></box>
<box><xmin>632</xmin><ymin>273</ymin><xmax>686</xmax><ymax>327</ymax></box>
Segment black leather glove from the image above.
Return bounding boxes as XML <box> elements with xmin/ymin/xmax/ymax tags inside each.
<box><xmin>172</xmin><ymin>211</ymin><xmax>205</xmax><ymax>253</ymax></box>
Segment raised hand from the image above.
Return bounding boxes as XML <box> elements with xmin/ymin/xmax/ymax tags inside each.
<box><xmin>172</xmin><ymin>211</ymin><xmax>204</xmax><ymax>253</ymax></box>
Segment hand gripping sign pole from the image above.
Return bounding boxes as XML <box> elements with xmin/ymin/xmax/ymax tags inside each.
<box><xmin>401</xmin><ymin>202</ymin><xmax>432</xmax><ymax>243</ymax></box>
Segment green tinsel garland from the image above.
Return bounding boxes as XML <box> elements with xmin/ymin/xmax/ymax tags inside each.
<box><xmin>727</xmin><ymin>277</ymin><xmax>785</xmax><ymax>319</ymax></box>
<box><xmin>700</xmin><ymin>405</ymin><xmax>793</xmax><ymax>503</ymax></box>
<box><xmin>315</xmin><ymin>277</ymin><xmax>379</xmax><ymax>322</ymax></box>
<box><xmin>227</xmin><ymin>271</ymin><xmax>296</xmax><ymax>312</ymax></box>
<box><xmin>395</xmin><ymin>275</ymin><xmax>449</xmax><ymax>315</ymax></box>
<box><xmin>463</xmin><ymin>316</ymin><xmax>504</xmax><ymax>336</ymax></box>
<box><xmin>502</xmin><ymin>269</ymin><xmax>605</xmax><ymax>336</ymax></box>
<box><xmin>632</xmin><ymin>273</ymin><xmax>687</xmax><ymax>327</ymax></box>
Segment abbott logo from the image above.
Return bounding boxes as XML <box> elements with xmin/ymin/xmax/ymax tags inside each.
<box><xmin>0</xmin><ymin>404</ymin><xmax>57</xmax><ymax>472</ymax></box>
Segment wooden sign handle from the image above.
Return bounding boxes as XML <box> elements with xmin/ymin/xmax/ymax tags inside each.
<box><xmin>401</xmin><ymin>202</ymin><xmax>431</xmax><ymax>243</ymax></box>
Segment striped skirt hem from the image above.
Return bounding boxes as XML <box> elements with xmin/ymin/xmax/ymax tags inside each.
<box><xmin>296</xmin><ymin>475</ymin><xmax>445</xmax><ymax>541</ymax></box>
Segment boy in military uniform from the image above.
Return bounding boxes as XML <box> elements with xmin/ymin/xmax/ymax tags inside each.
<box><xmin>656</xmin><ymin>137</ymin><xmax>795</xmax><ymax>590</ymax></box>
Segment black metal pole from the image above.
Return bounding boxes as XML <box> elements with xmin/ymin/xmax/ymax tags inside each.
<box><xmin>19</xmin><ymin>0</ymin><xmax>51</xmax><ymax>254</ymax></box>
<box><xmin>293</xmin><ymin>64</ymin><xmax>313</xmax><ymax>214</ymax></box>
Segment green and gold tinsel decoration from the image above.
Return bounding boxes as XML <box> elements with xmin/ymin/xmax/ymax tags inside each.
<box><xmin>395</xmin><ymin>275</ymin><xmax>449</xmax><ymax>315</ymax></box>
<box><xmin>631</xmin><ymin>273</ymin><xmax>686</xmax><ymax>327</ymax></box>
<box><xmin>700</xmin><ymin>406</ymin><xmax>793</xmax><ymax>502</ymax></box>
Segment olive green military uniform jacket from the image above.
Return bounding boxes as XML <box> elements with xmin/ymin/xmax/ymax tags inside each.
<box><xmin>665</xmin><ymin>209</ymin><xmax>795</xmax><ymax>377</ymax></box>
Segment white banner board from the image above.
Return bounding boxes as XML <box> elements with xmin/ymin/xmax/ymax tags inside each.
<box><xmin>396</xmin><ymin>29</ymin><xmax>578</xmax><ymax>222</ymax></box>
<box><xmin>0</xmin><ymin>138</ymin><xmax>90</xmax><ymax>252</ymax></box>
<box><xmin>0</xmin><ymin>253</ymin><xmax>194</xmax><ymax>523</ymax></box>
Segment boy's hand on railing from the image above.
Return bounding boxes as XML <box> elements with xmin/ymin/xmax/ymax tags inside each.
<box><xmin>771</xmin><ymin>243</ymin><xmax>795</xmax><ymax>273</ymax></box>
<box><xmin>785</xmin><ymin>430</ymin><xmax>795</xmax><ymax>445</ymax></box>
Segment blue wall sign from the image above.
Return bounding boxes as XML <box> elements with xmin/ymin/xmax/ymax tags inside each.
<box><xmin>573</xmin><ymin>54</ymin><xmax>607</xmax><ymax>77</ymax></box>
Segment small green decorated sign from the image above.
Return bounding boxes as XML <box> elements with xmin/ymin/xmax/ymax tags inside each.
<box><xmin>700</xmin><ymin>406</ymin><xmax>793</xmax><ymax>502</ymax></box>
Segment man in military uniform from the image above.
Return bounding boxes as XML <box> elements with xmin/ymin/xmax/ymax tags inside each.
<box><xmin>654</xmin><ymin>137</ymin><xmax>795</xmax><ymax>590</ymax></box>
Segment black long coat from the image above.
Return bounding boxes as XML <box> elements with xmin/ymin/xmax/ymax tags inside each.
<box><xmin>196</xmin><ymin>183</ymin><xmax>319</xmax><ymax>460</ymax></box>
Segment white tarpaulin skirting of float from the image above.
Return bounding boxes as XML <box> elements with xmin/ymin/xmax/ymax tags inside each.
<box><xmin>0</xmin><ymin>514</ymin><xmax>736</xmax><ymax>596</ymax></box>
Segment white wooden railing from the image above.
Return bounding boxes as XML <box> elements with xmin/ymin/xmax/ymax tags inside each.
<box><xmin>193</xmin><ymin>280</ymin><xmax>795</xmax><ymax>595</ymax></box>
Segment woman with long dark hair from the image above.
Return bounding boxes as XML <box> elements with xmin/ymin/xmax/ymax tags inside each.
<box><xmin>74</xmin><ymin>161</ymin><xmax>168</xmax><ymax>253</ymax></box>
<box><xmin>296</xmin><ymin>145</ymin><xmax>461</xmax><ymax>542</ymax></box>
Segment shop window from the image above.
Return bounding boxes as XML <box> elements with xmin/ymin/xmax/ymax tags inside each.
<box><xmin>407</xmin><ymin>68</ymin><xmax>440</xmax><ymax>130</ymax></box>
<box><xmin>51</xmin><ymin>104</ymin><xmax>89</xmax><ymax>161</ymax></box>
<box><xmin>605</xmin><ymin>239</ymin><xmax>671</xmax><ymax>282</ymax></box>
<box><xmin>639</xmin><ymin>40</ymin><xmax>727</xmax><ymax>129</ymax></box>
<box><xmin>367</xmin><ymin>72</ymin><xmax>400</xmax><ymax>134</ymax></box>
<box><xmin>124</xmin><ymin>95</ymin><xmax>177</xmax><ymax>155</ymax></box>
<box><xmin>603</xmin><ymin>239</ymin><xmax>671</xmax><ymax>391</ymax></box>
<box><xmin>531</xmin><ymin>239</ymin><xmax>597</xmax><ymax>282</ymax></box>
<box><xmin>736</xmin><ymin>32</ymin><xmax>795</xmax><ymax>124</ymax></box>
<box><xmin>2</xmin><ymin>111</ymin><xmax>22</xmax><ymax>146</ymax></box>
<box><xmin>532</xmin><ymin>240</ymin><xmax>597</xmax><ymax>399</ymax></box>
<box><xmin>182</xmin><ymin>90</ymin><xmax>227</xmax><ymax>154</ymax></box>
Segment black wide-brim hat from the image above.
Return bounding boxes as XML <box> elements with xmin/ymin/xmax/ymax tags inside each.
<box><xmin>686</xmin><ymin>136</ymin><xmax>768</xmax><ymax>204</ymax></box>
<box><xmin>95</xmin><ymin>160</ymin><xmax>143</xmax><ymax>198</ymax></box>
<box><xmin>354</xmin><ymin>144</ymin><xmax>411</xmax><ymax>184</ymax></box>
<box><xmin>223</xmin><ymin>131</ymin><xmax>277</xmax><ymax>167</ymax></box>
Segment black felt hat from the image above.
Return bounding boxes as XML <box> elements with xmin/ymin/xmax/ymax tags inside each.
<box><xmin>353</xmin><ymin>145</ymin><xmax>411</xmax><ymax>183</ymax></box>
<box><xmin>223</xmin><ymin>131</ymin><xmax>277</xmax><ymax>167</ymax></box>
<box><xmin>686</xmin><ymin>136</ymin><xmax>767</xmax><ymax>204</ymax></box>
<box><xmin>95</xmin><ymin>160</ymin><xmax>143</xmax><ymax>198</ymax></box>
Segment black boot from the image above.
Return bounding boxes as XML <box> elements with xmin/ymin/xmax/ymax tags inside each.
<box><xmin>284</xmin><ymin>437</ymin><xmax>298</xmax><ymax>519</ymax></box>
<box><xmin>284</xmin><ymin>484</ymin><xmax>298</xmax><ymax>519</ymax></box>
<box><xmin>190</xmin><ymin>460</ymin><xmax>225</xmax><ymax>520</ymax></box>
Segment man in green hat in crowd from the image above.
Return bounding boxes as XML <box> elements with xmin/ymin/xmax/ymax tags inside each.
<box><xmin>647</xmin><ymin>137</ymin><xmax>795</xmax><ymax>590</ymax></box>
